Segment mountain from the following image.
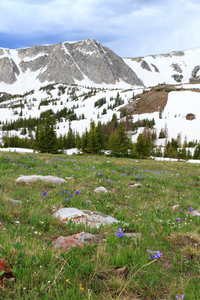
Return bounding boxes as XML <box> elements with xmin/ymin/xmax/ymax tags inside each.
<box><xmin>0</xmin><ymin>39</ymin><xmax>143</xmax><ymax>94</ymax></box>
<box><xmin>0</xmin><ymin>40</ymin><xmax>200</xmax><ymax>150</ymax></box>
<box><xmin>124</xmin><ymin>48</ymin><xmax>200</xmax><ymax>87</ymax></box>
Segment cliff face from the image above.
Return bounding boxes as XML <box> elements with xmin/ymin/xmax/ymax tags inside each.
<box><xmin>0</xmin><ymin>39</ymin><xmax>143</xmax><ymax>90</ymax></box>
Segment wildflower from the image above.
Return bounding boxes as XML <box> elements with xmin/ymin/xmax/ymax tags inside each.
<box><xmin>42</xmin><ymin>191</ymin><xmax>47</xmax><ymax>197</ymax></box>
<box><xmin>190</xmin><ymin>207</ymin><xmax>193</xmax><ymax>212</ymax></box>
<box><xmin>64</xmin><ymin>190</ymin><xmax>68</xmax><ymax>194</ymax></box>
<box><xmin>65</xmin><ymin>279</ymin><xmax>71</xmax><ymax>283</ymax></box>
<box><xmin>75</xmin><ymin>190</ymin><xmax>80</xmax><ymax>195</ymax></box>
<box><xmin>175</xmin><ymin>295</ymin><xmax>185</xmax><ymax>299</ymax></box>
<box><xmin>115</xmin><ymin>228</ymin><xmax>124</xmax><ymax>238</ymax></box>
<box><xmin>65</xmin><ymin>198</ymin><xmax>69</xmax><ymax>202</ymax></box>
<box><xmin>137</xmin><ymin>176</ymin><xmax>142</xmax><ymax>180</ymax></box>
<box><xmin>69</xmin><ymin>193</ymin><xmax>74</xmax><ymax>198</ymax></box>
<box><xmin>176</xmin><ymin>217</ymin><xmax>181</xmax><ymax>223</ymax></box>
<box><xmin>147</xmin><ymin>250</ymin><xmax>162</xmax><ymax>260</ymax></box>
<box><xmin>151</xmin><ymin>233</ymin><xmax>155</xmax><ymax>237</ymax></box>
<box><xmin>79</xmin><ymin>283</ymin><xmax>84</xmax><ymax>291</ymax></box>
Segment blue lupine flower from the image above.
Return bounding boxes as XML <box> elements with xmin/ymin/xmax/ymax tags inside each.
<box><xmin>115</xmin><ymin>228</ymin><xmax>124</xmax><ymax>238</ymax></box>
<box><xmin>147</xmin><ymin>250</ymin><xmax>162</xmax><ymax>260</ymax></box>
<box><xmin>175</xmin><ymin>295</ymin><xmax>185</xmax><ymax>299</ymax></box>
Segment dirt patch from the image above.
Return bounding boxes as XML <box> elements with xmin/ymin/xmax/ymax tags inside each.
<box><xmin>120</xmin><ymin>84</ymin><xmax>200</xmax><ymax>115</ymax></box>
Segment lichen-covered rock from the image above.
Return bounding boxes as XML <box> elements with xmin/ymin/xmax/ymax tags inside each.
<box><xmin>16</xmin><ymin>175</ymin><xmax>67</xmax><ymax>184</ymax></box>
<box><xmin>52</xmin><ymin>232</ymin><xmax>101</xmax><ymax>251</ymax></box>
<box><xmin>54</xmin><ymin>207</ymin><xmax>120</xmax><ymax>228</ymax></box>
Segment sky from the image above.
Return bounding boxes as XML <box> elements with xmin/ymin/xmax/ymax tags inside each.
<box><xmin>0</xmin><ymin>0</ymin><xmax>200</xmax><ymax>57</ymax></box>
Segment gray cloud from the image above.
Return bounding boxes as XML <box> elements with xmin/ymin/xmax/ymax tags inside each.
<box><xmin>0</xmin><ymin>0</ymin><xmax>200</xmax><ymax>57</ymax></box>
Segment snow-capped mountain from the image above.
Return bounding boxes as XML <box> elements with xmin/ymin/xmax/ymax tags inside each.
<box><xmin>0</xmin><ymin>39</ymin><xmax>200</xmax><ymax>148</ymax></box>
<box><xmin>0</xmin><ymin>39</ymin><xmax>143</xmax><ymax>95</ymax></box>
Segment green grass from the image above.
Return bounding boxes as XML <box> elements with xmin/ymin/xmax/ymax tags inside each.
<box><xmin>0</xmin><ymin>152</ymin><xmax>199</xmax><ymax>299</ymax></box>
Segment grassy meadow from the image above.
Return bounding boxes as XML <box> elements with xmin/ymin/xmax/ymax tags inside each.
<box><xmin>0</xmin><ymin>151</ymin><xmax>200</xmax><ymax>299</ymax></box>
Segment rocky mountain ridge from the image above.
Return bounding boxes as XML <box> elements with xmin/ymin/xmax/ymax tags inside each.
<box><xmin>0</xmin><ymin>39</ymin><xmax>143</xmax><ymax>93</ymax></box>
<box><xmin>0</xmin><ymin>39</ymin><xmax>200</xmax><ymax>94</ymax></box>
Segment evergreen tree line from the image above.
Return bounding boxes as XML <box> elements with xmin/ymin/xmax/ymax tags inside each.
<box><xmin>1</xmin><ymin>111</ymin><xmax>200</xmax><ymax>159</ymax></box>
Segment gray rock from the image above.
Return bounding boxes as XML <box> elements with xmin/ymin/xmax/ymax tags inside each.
<box><xmin>171</xmin><ymin>63</ymin><xmax>182</xmax><ymax>73</ymax></box>
<box><xmin>16</xmin><ymin>175</ymin><xmax>67</xmax><ymax>183</ymax></box>
<box><xmin>54</xmin><ymin>207</ymin><xmax>121</xmax><ymax>228</ymax></box>
<box><xmin>0</xmin><ymin>57</ymin><xmax>19</xmax><ymax>84</ymax></box>
<box><xmin>94</xmin><ymin>186</ymin><xmax>108</xmax><ymax>193</ymax></box>
<box><xmin>10</xmin><ymin>199</ymin><xmax>22</xmax><ymax>204</ymax></box>
<box><xmin>141</xmin><ymin>60</ymin><xmax>151</xmax><ymax>71</ymax></box>
<box><xmin>52</xmin><ymin>232</ymin><xmax>101</xmax><ymax>251</ymax></box>
<box><xmin>151</xmin><ymin>64</ymin><xmax>159</xmax><ymax>72</ymax></box>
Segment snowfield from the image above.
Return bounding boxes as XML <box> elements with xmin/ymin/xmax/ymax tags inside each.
<box><xmin>0</xmin><ymin>83</ymin><xmax>200</xmax><ymax>147</ymax></box>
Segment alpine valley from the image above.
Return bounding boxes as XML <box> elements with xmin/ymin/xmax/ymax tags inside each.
<box><xmin>0</xmin><ymin>38</ymin><xmax>200</xmax><ymax>153</ymax></box>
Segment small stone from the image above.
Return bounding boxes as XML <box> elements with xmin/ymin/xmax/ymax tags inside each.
<box><xmin>10</xmin><ymin>199</ymin><xmax>22</xmax><ymax>204</ymax></box>
<box><xmin>186</xmin><ymin>210</ymin><xmax>200</xmax><ymax>217</ymax></box>
<box><xmin>129</xmin><ymin>183</ymin><xmax>142</xmax><ymax>188</ymax></box>
<box><xmin>94</xmin><ymin>186</ymin><xmax>108</xmax><ymax>193</ymax></box>
<box><xmin>172</xmin><ymin>205</ymin><xmax>180</xmax><ymax>211</ymax></box>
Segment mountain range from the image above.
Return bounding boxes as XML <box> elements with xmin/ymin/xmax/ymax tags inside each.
<box><xmin>0</xmin><ymin>39</ymin><xmax>200</xmax><ymax>148</ymax></box>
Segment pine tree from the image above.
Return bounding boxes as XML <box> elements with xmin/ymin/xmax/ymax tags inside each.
<box><xmin>35</xmin><ymin>112</ymin><xmax>58</xmax><ymax>153</ymax></box>
<box><xmin>136</xmin><ymin>133</ymin><xmax>146</xmax><ymax>157</ymax></box>
<box><xmin>87</xmin><ymin>121</ymin><xmax>100</xmax><ymax>153</ymax></box>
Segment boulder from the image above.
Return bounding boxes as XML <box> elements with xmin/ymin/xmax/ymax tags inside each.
<box><xmin>54</xmin><ymin>207</ymin><xmax>120</xmax><ymax>228</ymax></box>
<box><xmin>52</xmin><ymin>232</ymin><xmax>101</xmax><ymax>251</ymax></box>
<box><xmin>16</xmin><ymin>175</ymin><xmax>67</xmax><ymax>184</ymax></box>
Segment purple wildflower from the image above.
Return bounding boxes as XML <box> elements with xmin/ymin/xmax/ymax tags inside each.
<box><xmin>147</xmin><ymin>250</ymin><xmax>162</xmax><ymax>259</ymax></box>
<box><xmin>175</xmin><ymin>296</ymin><xmax>185</xmax><ymax>300</ymax></box>
<box><xmin>115</xmin><ymin>228</ymin><xmax>124</xmax><ymax>238</ymax></box>
<box><xmin>65</xmin><ymin>198</ymin><xmax>69</xmax><ymax>202</ymax></box>
<box><xmin>190</xmin><ymin>207</ymin><xmax>193</xmax><ymax>212</ymax></box>
<box><xmin>176</xmin><ymin>217</ymin><xmax>181</xmax><ymax>223</ymax></box>
<box><xmin>42</xmin><ymin>191</ymin><xmax>47</xmax><ymax>197</ymax></box>
<box><xmin>137</xmin><ymin>176</ymin><xmax>142</xmax><ymax>180</ymax></box>
<box><xmin>75</xmin><ymin>190</ymin><xmax>80</xmax><ymax>195</ymax></box>
<box><xmin>64</xmin><ymin>190</ymin><xmax>68</xmax><ymax>194</ymax></box>
<box><xmin>69</xmin><ymin>193</ymin><xmax>74</xmax><ymax>198</ymax></box>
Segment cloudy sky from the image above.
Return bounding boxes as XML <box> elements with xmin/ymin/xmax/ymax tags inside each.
<box><xmin>0</xmin><ymin>0</ymin><xmax>200</xmax><ymax>57</ymax></box>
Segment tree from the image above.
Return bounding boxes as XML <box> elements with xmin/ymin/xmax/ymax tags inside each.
<box><xmin>107</xmin><ymin>122</ymin><xmax>131</xmax><ymax>157</ymax></box>
<box><xmin>136</xmin><ymin>134</ymin><xmax>146</xmax><ymax>157</ymax></box>
<box><xmin>35</xmin><ymin>112</ymin><xmax>58</xmax><ymax>153</ymax></box>
<box><xmin>87</xmin><ymin>121</ymin><xmax>100</xmax><ymax>154</ymax></box>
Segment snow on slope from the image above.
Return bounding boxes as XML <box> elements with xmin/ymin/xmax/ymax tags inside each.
<box><xmin>0</xmin><ymin>82</ymin><xmax>200</xmax><ymax>147</ymax></box>
<box><xmin>124</xmin><ymin>48</ymin><xmax>200</xmax><ymax>87</ymax></box>
<box><xmin>131</xmin><ymin>89</ymin><xmax>200</xmax><ymax>145</ymax></box>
